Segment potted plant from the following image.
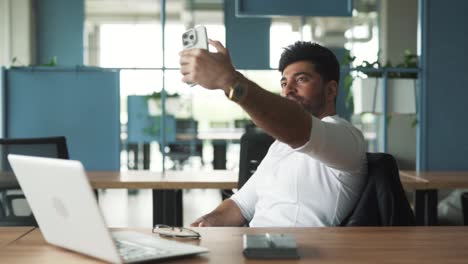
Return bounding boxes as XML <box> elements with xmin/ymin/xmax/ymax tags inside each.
<box><xmin>354</xmin><ymin>50</ymin><xmax>418</xmax><ymax>115</ymax></box>
<box><xmin>146</xmin><ymin>90</ymin><xmax>181</xmax><ymax>116</ymax></box>
<box><xmin>351</xmin><ymin>50</ymin><xmax>419</xmax><ymax>169</ymax></box>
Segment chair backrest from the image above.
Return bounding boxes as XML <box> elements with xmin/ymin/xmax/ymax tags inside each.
<box><xmin>238</xmin><ymin>131</ymin><xmax>274</xmax><ymax>189</ymax></box>
<box><xmin>342</xmin><ymin>152</ymin><xmax>415</xmax><ymax>226</ymax></box>
<box><xmin>166</xmin><ymin>118</ymin><xmax>203</xmax><ymax>169</ymax></box>
<box><xmin>0</xmin><ymin>136</ymin><xmax>69</xmax><ymax>226</ymax></box>
<box><xmin>461</xmin><ymin>192</ymin><xmax>468</xmax><ymax>225</ymax></box>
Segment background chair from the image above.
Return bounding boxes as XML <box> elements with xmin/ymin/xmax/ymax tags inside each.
<box><xmin>342</xmin><ymin>153</ymin><xmax>416</xmax><ymax>226</ymax></box>
<box><xmin>0</xmin><ymin>136</ymin><xmax>69</xmax><ymax>226</ymax></box>
<box><xmin>238</xmin><ymin>131</ymin><xmax>275</xmax><ymax>189</ymax></box>
<box><xmin>166</xmin><ymin>118</ymin><xmax>203</xmax><ymax>170</ymax></box>
<box><xmin>461</xmin><ymin>192</ymin><xmax>468</xmax><ymax>225</ymax></box>
<box><xmin>221</xmin><ymin>131</ymin><xmax>274</xmax><ymax>200</ymax></box>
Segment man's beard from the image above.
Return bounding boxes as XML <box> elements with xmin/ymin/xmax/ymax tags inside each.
<box><xmin>286</xmin><ymin>94</ymin><xmax>326</xmax><ymax>117</ymax></box>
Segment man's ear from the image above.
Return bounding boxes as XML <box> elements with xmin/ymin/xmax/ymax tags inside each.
<box><xmin>326</xmin><ymin>80</ymin><xmax>338</xmax><ymax>102</ymax></box>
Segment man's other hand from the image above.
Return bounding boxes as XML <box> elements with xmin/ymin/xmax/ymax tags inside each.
<box><xmin>190</xmin><ymin>214</ymin><xmax>217</xmax><ymax>227</ymax></box>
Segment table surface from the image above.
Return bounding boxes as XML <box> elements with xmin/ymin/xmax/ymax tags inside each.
<box><xmin>0</xmin><ymin>227</ymin><xmax>35</xmax><ymax>249</ymax></box>
<box><xmin>87</xmin><ymin>170</ymin><xmax>238</xmax><ymax>189</ymax></box>
<box><xmin>2</xmin><ymin>226</ymin><xmax>468</xmax><ymax>263</ymax></box>
<box><xmin>87</xmin><ymin>170</ymin><xmax>430</xmax><ymax>190</ymax></box>
<box><xmin>400</xmin><ymin>170</ymin><xmax>468</xmax><ymax>189</ymax></box>
<box><xmin>177</xmin><ymin>128</ymin><xmax>245</xmax><ymax>141</ymax></box>
<box><xmin>0</xmin><ymin>169</ymin><xmax>441</xmax><ymax>190</ymax></box>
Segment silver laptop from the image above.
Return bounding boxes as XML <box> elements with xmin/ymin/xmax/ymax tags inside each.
<box><xmin>7</xmin><ymin>154</ymin><xmax>208</xmax><ymax>263</ymax></box>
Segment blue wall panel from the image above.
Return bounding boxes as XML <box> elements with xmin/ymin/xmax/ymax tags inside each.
<box><xmin>236</xmin><ymin>0</ymin><xmax>352</xmax><ymax>17</ymax></box>
<box><xmin>225</xmin><ymin>0</ymin><xmax>270</xmax><ymax>69</ymax></box>
<box><xmin>5</xmin><ymin>67</ymin><xmax>120</xmax><ymax>170</ymax></box>
<box><xmin>419</xmin><ymin>0</ymin><xmax>468</xmax><ymax>170</ymax></box>
<box><xmin>331</xmin><ymin>48</ymin><xmax>352</xmax><ymax>121</ymax></box>
<box><xmin>36</xmin><ymin>0</ymin><xmax>84</xmax><ymax>66</ymax></box>
<box><xmin>127</xmin><ymin>95</ymin><xmax>176</xmax><ymax>144</ymax></box>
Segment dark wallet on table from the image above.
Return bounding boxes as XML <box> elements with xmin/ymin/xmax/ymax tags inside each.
<box><xmin>242</xmin><ymin>233</ymin><xmax>300</xmax><ymax>259</ymax></box>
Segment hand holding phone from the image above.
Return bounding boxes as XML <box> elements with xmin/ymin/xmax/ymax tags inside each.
<box><xmin>182</xmin><ymin>26</ymin><xmax>208</xmax><ymax>86</ymax></box>
<box><xmin>182</xmin><ymin>26</ymin><xmax>208</xmax><ymax>50</ymax></box>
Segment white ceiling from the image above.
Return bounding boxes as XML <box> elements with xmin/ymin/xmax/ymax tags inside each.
<box><xmin>86</xmin><ymin>0</ymin><xmax>224</xmax><ymax>24</ymax></box>
<box><xmin>86</xmin><ymin>0</ymin><xmax>181</xmax><ymax>16</ymax></box>
<box><xmin>85</xmin><ymin>0</ymin><xmax>377</xmax><ymax>42</ymax></box>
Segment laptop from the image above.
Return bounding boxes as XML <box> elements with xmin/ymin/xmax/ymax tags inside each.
<box><xmin>7</xmin><ymin>154</ymin><xmax>208</xmax><ymax>263</ymax></box>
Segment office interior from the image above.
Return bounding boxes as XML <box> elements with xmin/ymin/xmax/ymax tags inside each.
<box><xmin>0</xmin><ymin>0</ymin><xmax>467</xmax><ymax>230</ymax></box>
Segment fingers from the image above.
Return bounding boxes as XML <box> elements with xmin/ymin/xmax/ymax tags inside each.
<box><xmin>208</xmin><ymin>39</ymin><xmax>228</xmax><ymax>55</ymax></box>
<box><xmin>179</xmin><ymin>54</ymin><xmax>191</xmax><ymax>65</ymax></box>
<box><xmin>179</xmin><ymin>48</ymin><xmax>206</xmax><ymax>57</ymax></box>
<box><xmin>190</xmin><ymin>218</ymin><xmax>202</xmax><ymax>227</ymax></box>
<box><xmin>190</xmin><ymin>218</ymin><xmax>207</xmax><ymax>227</ymax></box>
<box><xmin>179</xmin><ymin>57</ymin><xmax>195</xmax><ymax>84</ymax></box>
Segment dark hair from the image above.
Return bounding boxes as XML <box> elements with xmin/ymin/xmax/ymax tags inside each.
<box><xmin>278</xmin><ymin>41</ymin><xmax>340</xmax><ymax>84</ymax></box>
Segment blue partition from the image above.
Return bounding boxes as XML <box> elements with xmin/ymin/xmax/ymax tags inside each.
<box><xmin>127</xmin><ymin>95</ymin><xmax>176</xmax><ymax>144</ymax></box>
<box><xmin>225</xmin><ymin>0</ymin><xmax>271</xmax><ymax>69</ymax></box>
<box><xmin>36</xmin><ymin>0</ymin><xmax>84</xmax><ymax>65</ymax></box>
<box><xmin>331</xmin><ymin>47</ymin><xmax>352</xmax><ymax>121</ymax></box>
<box><xmin>236</xmin><ymin>0</ymin><xmax>353</xmax><ymax>17</ymax></box>
<box><xmin>3</xmin><ymin>67</ymin><xmax>120</xmax><ymax>170</ymax></box>
<box><xmin>418</xmin><ymin>0</ymin><xmax>468</xmax><ymax>171</ymax></box>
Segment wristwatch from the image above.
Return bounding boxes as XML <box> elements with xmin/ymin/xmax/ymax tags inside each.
<box><xmin>227</xmin><ymin>75</ymin><xmax>248</xmax><ymax>103</ymax></box>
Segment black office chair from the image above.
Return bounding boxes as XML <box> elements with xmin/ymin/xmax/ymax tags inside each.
<box><xmin>461</xmin><ymin>192</ymin><xmax>468</xmax><ymax>225</ymax></box>
<box><xmin>238</xmin><ymin>131</ymin><xmax>275</xmax><ymax>189</ymax></box>
<box><xmin>0</xmin><ymin>136</ymin><xmax>69</xmax><ymax>226</ymax></box>
<box><xmin>220</xmin><ymin>131</ymin><xmax>274</xmax><ymax>200</ymax></box>
<box><xmin>341</xmin><ymin>153</ymin><xmax>416</xmax><ymax>226</ymax></box>
<box><xmin>166</xmin><ymin>118</ymin><xmax>203</xmax><ymax>170</ymax></box>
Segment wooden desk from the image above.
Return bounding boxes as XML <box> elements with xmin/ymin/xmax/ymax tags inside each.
<box><xmin>87</xmin><ymin>170</ymin><xmax>431</xmax><ymax>227</ymax></box>
<box><xmin>401</xmin><ymin>170</ymin><xmax>468</xmax><ymax>226</ymax></box>
<box><xmin>0</xmin><ymin>227</ymin><xmax>35</xmax><ymax>249</ymax></box>
<box><xmin>3</xmin><ymin>226</ymin><xmax>468</xmax><ymax>263</ymax></box>
<box><xmin>87</xmin><ymin>170</ymin><xmax>237</xmax><ymax>189</ymax></box>
<box><xmin>400</xmin><ymin>170</ymin><xmax>468</xmax><ymax>189</ymax></box>
<box><xmin>88</xmin><ymin>170</ymin><xmax>238</xmax><ymax>227</ymax></box>
<box><xmin>1</xmin><ymin>169</ymin><xmax>432</xmax><ymax>227</ymax></box>
<box><xmin>88</xmin><ymin>170</ymin><xmax>428</xmax><ymax>192</ymax></box>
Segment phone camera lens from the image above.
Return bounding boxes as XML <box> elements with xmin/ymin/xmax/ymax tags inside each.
<box><xmin>189</xmin><ymin>34</ymin><xmax>194</xmax><ymax>40</ymax></box>
<box><xmin>183</xmin><ymin>41</ymin><xmax>189</xmax><ymax>46</ymax></box>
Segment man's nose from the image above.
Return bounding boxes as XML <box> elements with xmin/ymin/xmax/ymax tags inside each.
<box><xmin>282</xmin><ymin>82</ymin><xmax>296</xmax><ymax>96</ymax></box>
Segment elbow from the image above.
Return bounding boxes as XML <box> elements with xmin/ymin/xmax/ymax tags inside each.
<box><xmin>288</xmin><ymin>131</ymin><xmax>310</xmax><ymax>149</ymax></box>
<box><xmin>288</xmin><ymin>117</ymin><xmax>312</xmax><ymax>149</ymax></box>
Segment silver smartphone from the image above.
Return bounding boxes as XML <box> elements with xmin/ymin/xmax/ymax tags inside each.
<box><xmin>182</xmin><ymin>26</ymin><xmax>208</xmax><ymax>86</ymax></box>
<box><xmin>182</xmin><ymin>25</ymin><xmax>208</xmax><ymax>50</ymax></box>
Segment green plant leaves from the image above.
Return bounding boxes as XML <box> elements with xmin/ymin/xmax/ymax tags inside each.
<box><xmin>40</xmin><ymin>56</ymin><xmax>58</xmax><ymax>67</ymax></box>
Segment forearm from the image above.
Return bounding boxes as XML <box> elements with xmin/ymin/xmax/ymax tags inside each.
<box><xmin>199</xmin><ymin>199</ymin><xmax>246</xmax><ymax>227</ymax></box>
<box><xmin>179</xmin><ymin>41</ymin><xmax>312</xmax><ymax>148</ymax></box>
<box><xmin>230</xmin><ymin>75</ymin><xmax>312</xmax><ymax>148</ymax></box>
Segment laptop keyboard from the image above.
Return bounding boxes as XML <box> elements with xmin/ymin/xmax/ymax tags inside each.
<box><xmin>114</xmin><ymin>239</ymin><xmax>169</xmax><ymax>262</ymax></box>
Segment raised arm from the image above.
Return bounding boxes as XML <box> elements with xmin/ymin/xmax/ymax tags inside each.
<box><xmin>179</xmin><ymin>40</ymin><xmax>315</xmax><ymax>148</ymax></box>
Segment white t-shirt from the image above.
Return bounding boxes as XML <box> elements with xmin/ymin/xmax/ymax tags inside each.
<box><xmin>230</xmin><ymin>115</ymin><xmax>367</xmax><ymax>227</ymax></box>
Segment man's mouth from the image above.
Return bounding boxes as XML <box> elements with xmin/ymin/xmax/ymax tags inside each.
<box><xmin>286</xmin><ymin>94</ymin><xmax>302</xmax><ymax>103</ymax></box>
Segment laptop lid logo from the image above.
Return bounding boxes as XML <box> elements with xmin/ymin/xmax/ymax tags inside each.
<box><xmin>52</xmin><ymin>196</ymin><xmax>69</xmax><ymax>219</ymax></box>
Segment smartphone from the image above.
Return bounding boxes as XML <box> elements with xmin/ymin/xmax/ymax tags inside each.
<box><xmin>182</xmin><ymin>25</ymin><xmax>208</xmax><ymax>50</ymax></box>
<box><xmin>182</xmin><ymin>26</ymin><xmax>208</xmax><ymax>86</ymax></box>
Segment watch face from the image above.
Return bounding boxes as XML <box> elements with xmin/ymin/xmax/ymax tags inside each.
<box><xmin>233</xmin><ymin>82</ymin><xmax>246</xmax><ymax>100</ymax></box>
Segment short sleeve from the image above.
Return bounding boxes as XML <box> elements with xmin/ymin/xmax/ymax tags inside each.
<box><xmin>230</xmin><ymin>172</ymin><xmax>259</xmax><ymax>221</ymax></box>
<box><xmin>294</xmin><ymin>115</ymin><xmax>366</xmax><ymax>173</ymax></box>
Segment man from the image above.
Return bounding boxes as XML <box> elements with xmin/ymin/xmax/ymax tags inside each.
<box><xmin>179</xmin><ymin>40</ymin><xmax>367</xmax><ymax>227</ymax></box>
